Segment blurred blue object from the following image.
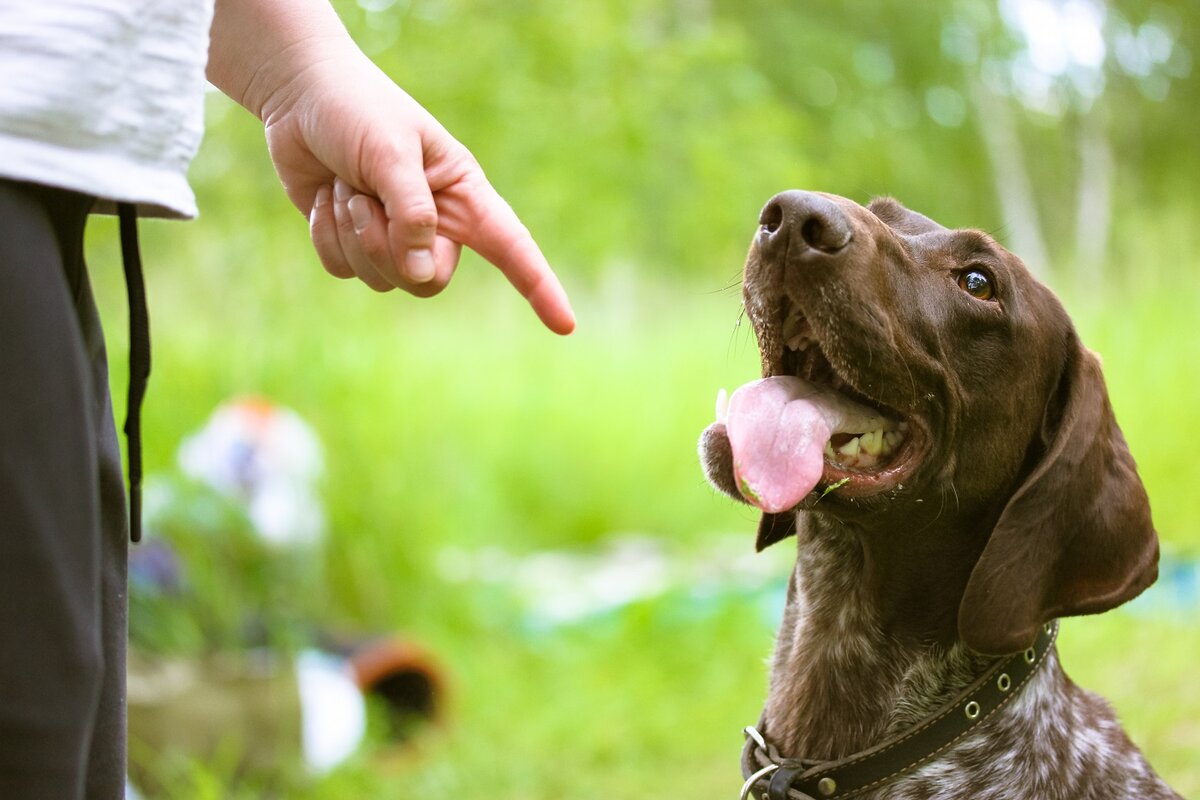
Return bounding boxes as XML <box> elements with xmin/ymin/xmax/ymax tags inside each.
<box><xmin>128</xmin><ymin>538</ymin><xmax>183</xmax><ymax>595</ymax></box>
<box><xmin>1127</xmin><ymin>553</ymin><xmax>1200</xmax><ymax>619</ymax></box>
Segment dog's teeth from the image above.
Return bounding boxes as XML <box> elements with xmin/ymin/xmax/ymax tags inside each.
<box><xmin>824</xmin><ymin>426</ymin><xmax>908</xmax><ymax>471</ymax></box>
<box><xmin>715</xmin><ymin>388</ymin><xmax>729</xmax><ymax>423</ymax></box>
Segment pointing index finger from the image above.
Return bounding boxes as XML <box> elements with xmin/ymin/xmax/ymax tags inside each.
<box><xmin>459</xmin><ymin>183</ymin><xmax>576</xmax><ymax>335</ymax></box>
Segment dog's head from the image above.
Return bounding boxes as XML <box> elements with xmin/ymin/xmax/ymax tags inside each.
<box><xmin>699</xmin><ymin>191</ymin><xmax>1157</xmax><ymax>655</ymax></box>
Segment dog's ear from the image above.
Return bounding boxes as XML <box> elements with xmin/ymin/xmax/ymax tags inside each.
<box><xmin>958</xmin><ymin>343</ymin><xmax>1158</xmax><ymax>655</ymax></box>
<box><xmin>757</xmin><ymin>512</ymin><xmax>797</xmax><ymax>551</ymax></box>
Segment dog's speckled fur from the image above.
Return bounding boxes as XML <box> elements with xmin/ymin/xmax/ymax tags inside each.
<box><xmin>701</xmin><ymin>192</ymin><xmax>1179</xmax><ymax>798</ymax></box>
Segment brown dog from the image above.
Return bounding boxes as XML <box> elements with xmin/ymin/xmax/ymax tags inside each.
<box><xmin>700</xmin><ymin>192</ymin><xmax>1179</xmax><ymax>799</ymax></box>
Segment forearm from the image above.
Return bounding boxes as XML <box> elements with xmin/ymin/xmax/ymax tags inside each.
<box><xmin>206</xmin><ymin>0</ymin><xmax>360</xmax><ymax>121</ymax></box>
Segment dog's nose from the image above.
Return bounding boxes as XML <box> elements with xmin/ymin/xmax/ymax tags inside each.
<box><xmin>757</xmin><ymin>191</ymin><xmax>853</xmax><ymax>257</ymax></box>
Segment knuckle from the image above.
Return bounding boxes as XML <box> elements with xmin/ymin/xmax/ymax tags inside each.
<box><xmin>399</xmin><ymin>202</ymin><xmax>438</xmax><ymax>234</ymax></box>
<box><xmin>451</xmin><ymin>143</ymin><xmax>482</xmax><ymax>174</ymax></box>
<box><xmin>334</xmin><ymin>203</ymin><xmax>358</xmax><ymax>237</ymax></box>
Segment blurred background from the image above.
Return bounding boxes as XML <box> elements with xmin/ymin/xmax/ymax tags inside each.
<box><xmin>84</xmin><ymin>0</ymin><xmax>1198</xmax><ymax>796</ymax></box>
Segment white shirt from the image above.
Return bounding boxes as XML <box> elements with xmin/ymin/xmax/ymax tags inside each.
<box><xmin>0</xmin><ymin>0</ymin><xmax>215</xmax><ymax>218</ymax></box>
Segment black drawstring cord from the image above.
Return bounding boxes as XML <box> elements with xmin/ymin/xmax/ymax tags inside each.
<box><xmin>117</xmin><ymin>203</ymin><xmax>150</xmax><ymax>543</ymax></box>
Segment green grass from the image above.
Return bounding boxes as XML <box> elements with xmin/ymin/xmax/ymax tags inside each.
<box><xmin>84</xmin><ymin>214</ymin><xmax>1200</xmax><ymax>797</ymax></box>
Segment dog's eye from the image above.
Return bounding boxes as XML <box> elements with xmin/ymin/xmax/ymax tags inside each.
<box><xmin>957</xmin><ymin>270</ymin><xmax>995</xmax><ymax>301</ymax></box>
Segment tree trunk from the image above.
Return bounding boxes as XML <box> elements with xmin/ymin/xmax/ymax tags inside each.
<box><xmin>1073</xmin><ymin>110</ymin><xmax>1114</xmax><ymax>282</ymax></box>
<box><xmin>968</xmin><ymin>77</ymin><xmax>1051</xmax><ymax>275</ymax></box>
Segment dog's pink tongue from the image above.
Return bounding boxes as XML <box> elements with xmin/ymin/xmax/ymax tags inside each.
<box><xmin>725</xmin><ymin>377</ymin><xmax>832</xmax><ymax>513</ymax></box>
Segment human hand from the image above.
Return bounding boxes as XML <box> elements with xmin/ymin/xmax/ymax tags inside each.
<box><xmin>255</xmin><ymin>48</ymin><xmax>575</xmax><ymax>334</ymax></box>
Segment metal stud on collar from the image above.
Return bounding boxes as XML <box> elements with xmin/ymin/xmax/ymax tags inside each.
<box><xmin>997</xmin><ymin>672</ymin><xmax>1012</xmax><ymax>691</ymax></box>
<box><xmin>964</xmin><ymin>700</ymin><xmax>981</xmax><ymax>720</ymax></box>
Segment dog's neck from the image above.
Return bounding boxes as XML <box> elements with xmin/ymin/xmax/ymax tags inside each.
<box><xmin>763</xmin><ymin>510</ymin><xmax>999</xmax><ymax>760</ymax></box>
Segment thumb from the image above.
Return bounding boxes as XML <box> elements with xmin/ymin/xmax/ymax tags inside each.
<box><xmin>377</xmin><ymin>155</ymin><xmax>444</xmax><ymax>286</ymax></box>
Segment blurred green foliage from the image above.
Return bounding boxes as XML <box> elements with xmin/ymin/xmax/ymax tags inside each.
<box><xmin>130</xmin><ymin>479</ymin><xmax>321</xmax><ymax>655</ymax></box>
<box><xmin>181</xmin><ymin>0</ymin><xmax>1200</xmax><ymax>289</ymax></box>
<box><xmin>83</xmin><ymin>0</ymin><xmax>1200</xmax><ymax>795</ymax></box>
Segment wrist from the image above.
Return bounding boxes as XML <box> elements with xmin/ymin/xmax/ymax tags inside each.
<box><xmin>207</xmin><ymin>0</ymin><xmax>360</xmax><ymax>121</ymax></box>
<box><xmin>244</xmin><ymin>34</ymin><xmax>356</xmax><ymax>122</ymax></box>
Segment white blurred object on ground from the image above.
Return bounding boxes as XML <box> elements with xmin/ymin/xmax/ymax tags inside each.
<box><xmin>296</xmin><ymin>649</ymin><xmax>367</xmax><ymax>773</ymax></box>
<box><xmin>178</xmin><ymin>397</ymin><xmax>325</xmax><ymax>546</ymax></box>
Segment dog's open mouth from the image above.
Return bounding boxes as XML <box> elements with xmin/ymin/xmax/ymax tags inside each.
<box><xmin>779</xmin><ymin>305</ymin><xmax>914</xmax><ymax>473</ymax></box>
<box><xmin>716</xmin><ymin>301</ymin><xmax>920</xmax><ymax>510</ymax></box>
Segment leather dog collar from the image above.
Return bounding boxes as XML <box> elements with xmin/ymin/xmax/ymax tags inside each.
<box><xmin>739</xmin><ymin>620</ymin><xmax>1059</xmax><ymax>800</ymax></box>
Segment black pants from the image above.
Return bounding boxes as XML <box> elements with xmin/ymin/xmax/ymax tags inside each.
<box><xmin>0</xmin><ymin>180</ymin><xmax>128</xmax><ymax>798</ymax></box>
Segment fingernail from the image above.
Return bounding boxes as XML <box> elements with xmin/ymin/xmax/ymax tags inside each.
<box><xmin>404</xmin><ymin>249</ymin><xmax>436</xmax><ymax>283</ymax></box>
<box><xmin>334</xmin><ymin>181</ymin><xmax>352</xmax><ymax>202</ymax></box>
<box><xmin>313</xmin><ymin>185</ymin><xmax>331</xmax><ymax>209</ymax></box>
<box><xmin>348</xmin><ymin>195</ymin><xmax>371</xmax><ymax>233</ymax></box>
